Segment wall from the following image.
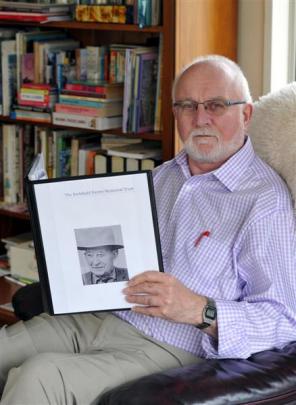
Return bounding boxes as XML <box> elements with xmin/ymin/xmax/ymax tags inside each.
<box><xmin>238</xmin><ymin>0</ymin><xmax>265</xmax><ymax>101</ymax></box>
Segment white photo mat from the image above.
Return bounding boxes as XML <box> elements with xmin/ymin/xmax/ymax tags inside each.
<box><xmin>29</xmin><ymin>172</ymin><xmax>162</xmax><ymax>315</ymax></box>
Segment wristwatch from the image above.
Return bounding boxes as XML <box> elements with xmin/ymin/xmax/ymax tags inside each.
<box><xmin>195</xmin><ymin>297</ymin><xmax>217</xmax><ymax>329</ymax></box>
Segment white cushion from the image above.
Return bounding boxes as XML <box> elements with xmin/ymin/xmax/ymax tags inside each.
<box><xmin>248</xmin><ymin>82</ymin><xmax>296</xmax><ymax>208</ymax></box>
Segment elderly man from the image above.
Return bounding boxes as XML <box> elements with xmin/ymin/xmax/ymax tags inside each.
<box><xmin>1</xmin><ymin>55</ymin><xmax>295</xmax><ymax>404</ymax></box>
<box><xmin>75</xmin><ymin>227</ymin><xmax>129</xmax><ymax>285</ymax></box>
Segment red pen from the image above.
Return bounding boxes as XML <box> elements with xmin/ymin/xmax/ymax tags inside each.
<box><xmin>194</xmin><ymin>230</ymin><xmax>211</xmax><ymax>247</ymax></box>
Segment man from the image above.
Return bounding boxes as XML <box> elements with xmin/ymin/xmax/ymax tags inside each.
<box><xmin>1</xmin><ymin>55</ymin><xmax>296</xmax><ymax>404</ymax></box>
<box><xmin>75</xmin><ymin>227</ymin><xmax>129</xmax><ymax>285</ymax></box>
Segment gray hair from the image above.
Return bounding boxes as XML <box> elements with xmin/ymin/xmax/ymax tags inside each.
<box><xmin>172</xmin><ymin>55</ymin><xmax>252</xmax><ymax>103</ymax></box>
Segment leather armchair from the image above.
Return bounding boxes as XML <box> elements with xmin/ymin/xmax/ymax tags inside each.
<box><xmin>98</xmin><ymin>341</ymin><xmax>296</xmax><ymax>404</ymax></box>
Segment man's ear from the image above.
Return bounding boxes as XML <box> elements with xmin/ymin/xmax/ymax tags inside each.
<box><xmin>243</xmin><ymin>103</ymin><xmax>253</xmax><ymax>130</ymax></box>
<box><xmin>112</xmin><ymin>250</ymin><xmax>119</xmax><ymax>258</ymax></box>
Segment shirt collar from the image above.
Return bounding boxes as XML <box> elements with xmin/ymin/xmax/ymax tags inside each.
<box><xmin>91</xmin><ymin>267</ymin><xmax>116</xmax><ymax>283</ymax></box>
<box><xmin>174</xmin><ymin>136</ymin><xmax>255</xmax><ymax>192</ymax></box>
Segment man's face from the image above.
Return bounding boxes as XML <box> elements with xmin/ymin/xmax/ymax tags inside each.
<box><xmin>84</xmin><ymin>247</ymin><xmax>118</xmax><ymax>276</ymax></box>
<box><xmin>173</xmin><ymin>63</ymin><xmax>252</xmax><ymax>171</ymax></box>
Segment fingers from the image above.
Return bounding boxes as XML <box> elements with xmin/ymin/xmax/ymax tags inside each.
<box><xmin>125</xmin><ymin>293</ymin><xmax>163</xmax><ymax>307</ymax></box>
<box><xmin>128</xmin><ymin>270</ymin><xmax>169</xmax><ymax>286</ymax></box>
<box><xmin>123</xmin><ymin>281</ymin><xmax>161</xmax><ymax>295</ymax></box>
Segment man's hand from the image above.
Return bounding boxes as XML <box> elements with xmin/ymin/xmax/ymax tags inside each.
<box><xmin>123</xmin><ymin>271</ymin><xmax>207</xmax><ymax>325</ymax></box>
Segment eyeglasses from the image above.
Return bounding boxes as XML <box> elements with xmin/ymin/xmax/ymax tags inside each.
<box><xmin>173</xmin><ymin>98</ymin><xmax>246</xmax><ymax>117</ymax></box>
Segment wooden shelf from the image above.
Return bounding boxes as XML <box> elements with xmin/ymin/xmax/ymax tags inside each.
<box><xmin>0</xmin><ymin>208</ymin><xmax>29</xmax><ymax>221</ymax></box>
<box><xmin>0</xmin><ymin>116</ymin><xmax>162</xmax><ymax>141</ymax></box>
<box><xmin>0</xmin><ymin>20</ymin><xmax>163</xmax><ymax>33</ymax></box>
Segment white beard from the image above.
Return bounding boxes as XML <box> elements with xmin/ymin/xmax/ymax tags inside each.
<box><xmin>184</xmin><ymin>128</ymin><xmax>243</xmax><ymax>163</ymax></box>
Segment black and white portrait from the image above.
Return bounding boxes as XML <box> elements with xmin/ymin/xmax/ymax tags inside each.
<box><xmin>74</xmin><ymin>225</ymin><xmax>129</xmax><ymax>286</ymax></box>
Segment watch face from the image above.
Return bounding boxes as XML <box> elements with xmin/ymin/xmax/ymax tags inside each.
<box><xmin>205</xmin><ymin>306</ymin><xmax>216</xmax><ymax>320</ymax></box>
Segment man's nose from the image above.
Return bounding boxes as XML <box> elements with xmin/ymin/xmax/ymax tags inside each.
<box><xmin>192</xmin><ymin>104</ymin><xmax>212</xmax><ymax>126</ymax></box>
<box><xmin>92</xmin><ymin>256</ymin><xmax>101</xmax><ymax>265</ymax></box>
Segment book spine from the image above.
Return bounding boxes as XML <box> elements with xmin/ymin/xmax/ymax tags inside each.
<box><xmin>52</xmin><ymin>112</ymin><xmax>97</xmax><ymax>129</ymax></box>
<box><xmin>58</xmin><ymin>96</ymin><xmax>110</xmax><ymax>108</ymax></box>
<box><xmin>64</xmin><ymin>83</ymin><xmax>107</xmax><ymax>94</ymax></box>
<box><xmin>53</xmin><ymin>114</ymin><xmax>121</xmax><ymax>131</ymax></box>
<box><xmin>55</xmin><ymin>103</ymin><xmax>122</xmax><ymax>117</ymax></box>
<box><xmin>2</xmin><ymin>40</ymin><xmax>16</xmax><ymax>116</ymax></box>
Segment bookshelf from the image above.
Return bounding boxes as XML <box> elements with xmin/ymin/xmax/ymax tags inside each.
<box><xmin>0</xmin><ymin>0</ymin><xmax>237</xmax><ymax>324</ymax></box>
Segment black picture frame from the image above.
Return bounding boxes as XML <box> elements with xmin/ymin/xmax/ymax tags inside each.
<box><xmin>25</xmin><ymin>171</ymin><xmax>163</xmax><ymax>315</ymax></box>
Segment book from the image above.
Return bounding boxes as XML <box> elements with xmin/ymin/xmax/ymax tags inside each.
<box><xmin>59</xmin><ymin>93</ymin><xmax>122</xmax><ymax>107</ymax></box>
<box><xmin>1</xmin><ymin>39</ymin><xmax>16</xmax><ymax>116</ymax></box>
<box><xmin>11</xmin><ymin>109</ymin><xmax>51</xmax><ymax>123</ymax></box>
<box><xmin>94</xmin><ymin>153</ymin><xmax>111</xmax><ymax>175</ymax></box>
<box><xmin>64</xmin><ymin>81</ymin><xmax>124</xmax><ymax>99</ymax></box>
<box><xmin>0</xmin><ymin>11</ymin><xmax>72</xmax><ymax>23</ymax></box>
<box><xmin>0</xmin><ymin>28</ymin><xmax>18</xmax><ymax>114</ymax></box>
<box><xmin>154</xmin><ymin>33</ymin><xmax>163</xmax><ymax>132</ymax></box>
<box><xmin>55</xmin><ymin>102</ymin><xmax>123</xmax><ymax>118</ymax></box>
<box><xmin>141</xmin><ymin>157</ymin><xmax>161</xmax><ymax>171</ymax></box>
<box><xmin>78</xmin><ymin>143</ymin><xmax>102</xmax><ymax>176</ymax></box>
<box><xmin>70</xmin><ymin>134</ymin><xmax>100</xmax><ymax>176</ymax></box>
<box><xmin>25</xmin><ymin>170</ymin><xmax>163</xmax><ymax>314</ymax></box>
<box><xmin>111</xmin><ymin>155</ymin><xmax>125</xmax><ymax>173</ymax></box>
<box><xmin>10</xmin><ymin>240</ymin><xmax>39</xmax><ymax>282</ymax></box>
<box><xmin>51</xmin><ymin>129</ymin><xmax>83</xmax><ymax>178</ymax></box>
<box><xmin>126</xmin><ymin>157</ymin><xmax>140</xmax><ymax>172</ymax></box>
<box><xmin>3</xmin><ymin>124</ymin><xmax>18</xmax><ymax>203</ymax></box>
<box><xmin>0</xmin><ymin>2</ymin><xmax>73</xmax><ymax>13</ymax></box>
<box><xmin>135</xmin><ymin>51</ymin><xmax>158</xmax><ymax>133</ymax></box>
<box><xmin>52</xmin><ymin>112</ymin><xmax>122</xmax><ymax>131</ymax></box>
<box><xmin>100</xmin><ymin>134</ymin><xmax>142</xmax><ymax>150</ymax></box>
<box><xmin>75</xmin><ymin>5</ymin><xmax>127</xmax><ymax>24</ymax></box>
<box><xmin>107</xmin><ymin>142</ymin><xmax>162</xmax><ymax>160</ymax></box>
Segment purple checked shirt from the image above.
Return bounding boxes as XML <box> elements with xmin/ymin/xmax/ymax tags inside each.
<box><xmin>116</xmin><ymin>137</ymin><xmax>296</xmax><ymax>359</ymax></box>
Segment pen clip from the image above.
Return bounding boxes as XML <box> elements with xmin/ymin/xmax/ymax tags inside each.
<box><xmin>194</xmin><ymin>230</ymin><xmax>211</xmax><ymax>247</ymax></box>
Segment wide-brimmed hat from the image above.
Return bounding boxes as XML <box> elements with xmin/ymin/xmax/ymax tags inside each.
<box><xmin>75</xmin><ymin>227</ymin><xmax>124</xmax><ymax>250</ymax></box>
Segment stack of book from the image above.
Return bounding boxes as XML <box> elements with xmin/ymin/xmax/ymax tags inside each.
<box><xmin>1</xmin><ymin>232</ymin><xmax>38</xmax><ymax>284</ymax></box>
<box><xmin>106</xmin><ymin>141</ymin><xmax>162</xmax><ymax>172</ymax></box>
<box><xmin>0</xmin><ymin>1</ymin><xmax>74</xmax><ymax>23</ymax></box>
<box><xmin>53</xmin><ymin>81</ymin><xmax>124</xmax><ymax>130</ymax></box>
<box><xmin>12</xmin><ymin>83</ymin><xmax>57</xmax><ymax>123</ymax></box>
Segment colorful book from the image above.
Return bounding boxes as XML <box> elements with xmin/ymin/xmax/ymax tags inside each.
<box><xmin>52</xmin><ymin>112</ymin><xmax>122</xmax><ymax>130</ymax></box>
<box><xmin>55</xmin><ymin>102</ymin><xmax>123</xmax><ymax>118</ymax></box>
<box><xmin>58</xmin><ymin>93</ymin><xmax>121</xmax><ymax>108</ymax></box>
<box><xmin>0</xmin><ymin>11</ymin><xmax>72</xmax><ymax>23</ymax></box>
<box><xmin>64</xmin><ymin>81</ymin><xmax>123</xmax><ymax>99</ymax></box>
<box><xmin>107</xmin><ymin>142</ymin><xmax>162</xmax><ymax>160</ymax></box>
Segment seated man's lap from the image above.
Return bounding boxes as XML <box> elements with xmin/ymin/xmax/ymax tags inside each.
<box><xmin>0</xmin><ymin>313</ymin><xmax>201</xmax><ymax>404</ymax></box>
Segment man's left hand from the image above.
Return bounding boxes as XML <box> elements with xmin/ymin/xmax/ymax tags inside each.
<box><xmin>123</xmin><ymin>271</ymin><xmax>206</xmax><ymax>325</ymax></box>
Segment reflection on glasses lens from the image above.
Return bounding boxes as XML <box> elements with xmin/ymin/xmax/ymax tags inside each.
<box><xmin>204</xmin><ymin>100</ymin><xmax>226</xmax><ymax>114</ymax></box>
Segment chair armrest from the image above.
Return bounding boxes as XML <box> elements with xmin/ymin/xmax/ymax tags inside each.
<box><xmin>98</xmin><ymin>341</ymin><xmax>296</xmax><ymax>405</ymax></box>
<box><xmin>12</xmin><ymin>282</ymin><xmax>43</xmax><ymax>321</ymax></box>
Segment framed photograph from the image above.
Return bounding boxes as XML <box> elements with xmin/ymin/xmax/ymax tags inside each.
<box><xmin>26</xmin><ymin>171</ymin><xmax>163</xmax><ymax>315</ymax></box>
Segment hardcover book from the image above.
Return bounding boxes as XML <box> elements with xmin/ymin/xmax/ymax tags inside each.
<box><xmin>26</xmin><ymin>161</ymin><xmax>163</xmax><ymax>315</ymax></box>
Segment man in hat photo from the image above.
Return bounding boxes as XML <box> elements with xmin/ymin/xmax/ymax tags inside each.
<box><xmin>75</xmin><ymin>226</ymin><xmax>129</xmax><ymax>285</ymax></box>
